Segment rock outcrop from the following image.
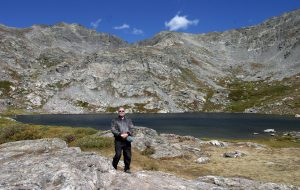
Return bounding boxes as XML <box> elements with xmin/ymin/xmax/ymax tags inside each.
<box><xmin>283</xmin><ymin>131</ymin><xmax>300</xmax><ymax>140</ymax></box>
<box><xmin>0</xmin><ymin>138</ymin><xmax>298</xmax><ymax>190</ymax></box>
<box><xmin>98</xmin><ymin>126</ymin><xmax>205</xmax><ymax>159</ymax></box>
<box><xmin>98</xmin><ymin>126</ymin><xmax>268</xmax><ymax>160</ymax></box>
<box><xmin>0</xmin><ymin>9</ymin><xmax>299</xmax><ymax>114</ymax></box>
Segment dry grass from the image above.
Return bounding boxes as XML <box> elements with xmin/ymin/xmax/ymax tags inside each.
<box><xmin>89</xmin><ymin>142</ymin><xmax>300</xmax><ymax>186</ymax></box>
<box><xmin>200</xmin><ymin>145</ymin><xmax>300</xmax><ymax>186</ymax></box>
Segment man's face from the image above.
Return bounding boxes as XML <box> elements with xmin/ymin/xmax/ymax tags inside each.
<box><xmin>118</xmin><ymin>108</ymin><xmax>125</xmax><ymax>117</ymax></box>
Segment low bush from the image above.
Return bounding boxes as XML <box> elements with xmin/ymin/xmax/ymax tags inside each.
<box><xmin>141</xmin><ymin>146</ymin><xmax>156</xmax><ymax>156</ymax></box>
<box><xmin>74</xmin><ymin>135</ymin><xmax>114</xmax><ymax>150</ymax></box>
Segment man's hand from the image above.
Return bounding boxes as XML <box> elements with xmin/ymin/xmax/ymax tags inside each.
<box><xmin>120</xmin><ymin>133</ymin><xmax>128</xmax><ymax>138</ymax></box>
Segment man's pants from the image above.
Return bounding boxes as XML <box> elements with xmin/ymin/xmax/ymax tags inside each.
<box><xmin>112</xmin><ymin>140</ymin><xmax>131</xmax><ymax>171</ymax></box>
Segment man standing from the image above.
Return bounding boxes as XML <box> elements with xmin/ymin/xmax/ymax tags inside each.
<box><xmin>111</xmin><ymin>107</ymin><xmax>133</xmax><ymax>173</ymax></box>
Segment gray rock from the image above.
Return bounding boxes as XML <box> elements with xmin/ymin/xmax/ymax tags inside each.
<box><xmin>131</xmin><ymin>126</ymin><xmax>159</xmax><ymax>151</ymax></box>
<box><xmin>0</xmin><ymin>138</ymin><xmax>114</xmax><ymax>189</ymax></box>
<box><xmin>197</xmin><ymin>176</ymin><xmax>299</xmax><ymax>190</ymax></box>
<box><xmin>264</xmin><ymin>129</ymin><xmax>276</xmax><ymax>133</ymax></box>
<box><xmin>223</xmin><ymin>151</ymin><xmax>247</xmax><ymax>158</ymax></box>
<box><xmin>235</xmin><ymin>142</ymin><xmax>266</xmax><ymax>149</ymax></box>
<box><xmin>0</xmin><ymin>139</ymin><xmax>298</xmax><ymax>190</ymax></box>
<box><xmin>195</xmin><ymin>157</ymin><xmax>210</xmax><ymax>164</ymax></box>
<box><xmin>283</xmin><ymin>131</ymin><xmax>300</xmax><ymax>139</ymax></box>
<box><xmin>203</xmin><ymin>140</ymin><xmax>229</xmax><ymax>147</ymax></box>
<box><xmin>245</xmin><ymin>108</ymin><xmax>258</xmax><ymax>113</ymax></box>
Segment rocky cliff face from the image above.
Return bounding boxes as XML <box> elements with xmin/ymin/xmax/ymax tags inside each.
<box><xmin>0</xmin><ymin>9</ymin><xmax>299</xmax><ymax>114</ymax></box>
<box><xmin>0</xmin><ymin>138</ymin><xmax>298</xmax><ymax>189</ymax></box>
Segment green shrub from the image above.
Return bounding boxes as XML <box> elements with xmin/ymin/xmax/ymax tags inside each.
<box><xmin>0</xmin><ymin>81</ymin><xmax>13</xmax><ymax>95</ymax></box>
<box><xmin>73</xmin><ymin>127</ymin><xmax>97</xmax><ymax>136</ymax></box>
<box><xmin>0</xmin><ymin>117</ymin><xmax>100</xmax><ymax>146</ymax></box>
<box><xmin>11</xmin><ymin>126</ymin><xmax>43</xmax><ymax>141</ymax></box>
<box><xmin>74</xmin><ymin>136</ymin><xmax>114</xmax><ymax>150</ymax></box>
<box><xmin>141</xmin><ymin>146</ymin><xmax>156</xmax><ymax>156</ymax></box>
<box><xmin>293</xmin><ymin>98</ymin><xmax>300</xmax><ymax>108</ymax></box>
<box><xmin>0</xmin><ymin>124</ymin><xmax>22</xmax><ymax>143</ymax></box>
<box><xmin>64</xmin><ymin>134</ymin><xmax>76</xmax><ymax>143</ymax></box>
<box><xmin>226</xmin><ymin>79</ymin><xmax>293</xmax><ymax>112</ymax></box>
<box><xmin>76</xmin><ymin>100</ymin><xmax>89</xmax><ymax>108</ymax></box>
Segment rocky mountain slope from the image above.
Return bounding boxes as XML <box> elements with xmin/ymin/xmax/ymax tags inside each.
<box><xmin>0</xmin><ymin>9</ymin><xmax>299</xmax><ymax>114</ymax></box>
<box><xmin>1</xmin><ymin>138</ymin><xmax>299</xmax><ymax>189</ymax></box>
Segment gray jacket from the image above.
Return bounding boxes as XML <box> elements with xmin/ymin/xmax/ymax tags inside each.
<box><xmin>111</xmin><ymin>116</ymin><xmax>133</xmax><ymax>138</ymax></box>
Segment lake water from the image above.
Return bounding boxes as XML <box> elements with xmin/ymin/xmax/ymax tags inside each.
<box><xmin>15</xmin><ymin>113</ymin><xmax>300</xmax><ymax>139</ymax></box>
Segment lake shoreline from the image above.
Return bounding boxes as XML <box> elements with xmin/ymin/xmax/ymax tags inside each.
<box><xmin>1</xmin><ymin>115</ymin><xmax>299</xmax><ymax>148</ymax></box>
<box><xmin>13</xmin><ymin>112</ymin><xmax>300</xmax><ymax>139</ymax></box>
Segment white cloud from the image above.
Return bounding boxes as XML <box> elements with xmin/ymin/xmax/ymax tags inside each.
<box><xmin>90</xmin><ymin>18</ymin><xmax>102</xmax><ymax>29</ymax></box>
<box><xmin>165</xmin><ymin>14</ymin><xmax>199</xmax><ymax>31</ymax></box>
<box><xmin>114</xmin><ymin>23</ymin><xmax>130</xmax><ymax>30</ymax></box>
<box><xmin>132</xmin><ymin>28</ymin><xmax>143</xmax><ymax>35</ymax></box>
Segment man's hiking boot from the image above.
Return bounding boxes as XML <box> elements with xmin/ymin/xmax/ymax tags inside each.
<box><xmin>125</xmin><ymin>169</ymin><xmax>131</xmax><ymax>174</ymax></box>
<box><xmin>112</xmin><ymin>161</ymin><xmax>117</xmax><ymax>170</ymax></box>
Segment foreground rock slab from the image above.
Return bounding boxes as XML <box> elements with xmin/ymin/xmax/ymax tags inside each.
<box><xmin>0</xmin><ymin>138</ymin><xmax>298</xmax><ymax>190</ymax></box>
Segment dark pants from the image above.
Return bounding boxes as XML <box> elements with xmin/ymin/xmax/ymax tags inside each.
<box><xmin>112</xmin><ymin>139</ymin><xmax>131</xmax><ymax>171</ymax></box>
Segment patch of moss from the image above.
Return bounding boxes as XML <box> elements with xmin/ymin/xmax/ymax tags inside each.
<box><xmin>179</xmin><ymin>67</ymin><xmax>206</xmax><ymax>88</ymax></box>
<box><xmin>292</xmin><ymin>97</ymin><xmax>300</xmax><ymax>108</ymax></box>
<box><xmin>37</xmin><ymin>54</ymin><xmax>61</xmax><ymax>68</ymax></box>
<box><xmin>225</xmin><ymin>79</ymin><xmax>294</xmax><ymax>112</ymax></box>
<box><xmin>106</xmin><ymin>103</ymin><xmax>161</xmax><ymax>113</ymax></box>
<box><xmin>0</xmin><ymin>81</ymin><xmax>13</xmax><ymax>95</ymax></box>
<box><xmin>76</xmin><ymin>100</ymin><xmax>89</xmax><ymax>108</ymax></box>
<box><xmin>133</xmin><ymin>103</ymin><xmax>147</xmax><ymax>112</ymax></box>
<box><xmin>47</xmin><ymin>81</ymin><xmax>71</xmax><ymax>89</ymax></box>
<box><xmin>202</xmin><ymin>88</ymin><xmax>223</xmax><ymax>112</ymax></box>
<box><xmin>185</xmin><ymin>100</ymin><xmax>202</xmax><ymax>111</ymax></box>
<box><xmin>248</xmin><ymin>137</ymin><xmax>300</xmax><ymax>148</ymax></box>
<box><xmin>105</xmin><ymin>107</ymin><xmax>117</xmax><ymax>113</ymax></box>
<box><xmin>105</xmin><ymin>105</ymin><xmax>131</xmax><ymax>113</ymax></box>
<box><xmin>73</xmin><ymin>135</ymin><xmax>114</xmax><ymax>150</ymax></box>
<box><xmin>133</xmin><ymin>103</ymin><xmax>161</xmax><ymax>113</ymax></box>
<box><xmin>8</xmin><ymin>69</ymin><xmax>21</xmax><ymax>81</ymax></box>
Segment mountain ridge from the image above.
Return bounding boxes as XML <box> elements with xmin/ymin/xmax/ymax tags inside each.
<box><xmin>0</xmin><ymin>9</ymin><xmax>299</xmax><ymax>114</ymax></box>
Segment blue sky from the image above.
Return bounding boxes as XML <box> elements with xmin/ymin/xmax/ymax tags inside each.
<box><xmin>1</xmin><ymin>0</ymin><xmax>299</xmax><ymax>43</ymax></box>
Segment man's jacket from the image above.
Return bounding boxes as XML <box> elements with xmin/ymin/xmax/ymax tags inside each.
<box><xmin>111</xmin><ymin>116</ymin><xmax>133</xmax><ymax>141</ymax></box>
